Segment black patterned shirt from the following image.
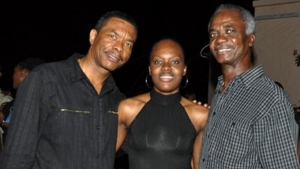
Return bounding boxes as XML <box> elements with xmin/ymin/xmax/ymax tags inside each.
<box><xmin>0</xmin><ymin>53</ymin><xmax>125</xmax><ymax>169</ymax></box>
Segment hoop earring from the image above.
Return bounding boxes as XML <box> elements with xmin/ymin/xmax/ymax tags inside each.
<box><xmin>180</xmin><ymin>76</ymin><xmax>188</xmax><ymax>89</ymax></box>
<box><xmin>145</xmin><ymin>75</ymin><xmax>153</xmax><ymax>88</ymax></box>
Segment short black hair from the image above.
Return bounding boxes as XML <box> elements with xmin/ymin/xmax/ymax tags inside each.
<box><xmin>17</xmin><ymin>57</ymin><xmax>45</xmax><ymax>71</ymax></box>
<box><xmin>94</xmin><ymin>11</ymin><xmax>138</xmax><ymax>33</ymax></box>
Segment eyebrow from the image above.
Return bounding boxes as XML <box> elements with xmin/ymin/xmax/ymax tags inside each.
<box><xmin>112</xmin><ymin>29</ymin><xmax>135</xmax><ymax>44</ymax></box>
<box><xmin>223</xmin><ymin>25</ymin><xmax>234</xmax><ymax>29</ymax></box>
<box><xmin>208</xmin><ymin>28</ymin><xmax>216</xmax><ymax>34</ymax></box>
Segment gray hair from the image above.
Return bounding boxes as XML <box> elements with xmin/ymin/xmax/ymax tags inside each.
<box><xmin>208</xmin><ymin>4</ymin><xmax>256</xmax><ymax>35</ymax></box>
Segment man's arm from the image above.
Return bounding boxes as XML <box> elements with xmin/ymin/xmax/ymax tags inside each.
<box><xmin>257</xmin><ymin>100</ymin><xmax>300</xmax><ymax>168</ymax></box>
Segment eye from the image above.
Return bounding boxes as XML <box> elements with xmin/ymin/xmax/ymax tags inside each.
<box><xmin>125</xmin><ymin>42</ymin><xmax>133</xmax><ymax>48</ymax></box>
<box><xmin>110</xmin><ymin>34</ymin><xmax>116</xmax><ymax>39</ymax></box>
<box><xmin>171</xmin><ymin>60</ymin><xmax>180</xmax><ymax>64</ymax></box>
<box><xmin>226</xmin><ymin>28</ymin><xmax>234</xmax><ymax>34</ymax></box>
<box><xmin>209</xmin><ymin>32</ymin><xmax>217</xmax><ymax>38</ymax></box>
<box><xmin>154</xmin><ymin>60</ymin><xmax>162</xmax><ymax>64</ymax></box>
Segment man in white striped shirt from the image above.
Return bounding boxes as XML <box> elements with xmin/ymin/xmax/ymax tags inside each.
<box><xmin>199</xmin><ymin>4</ymin><xmax>300</xmax><ymax>169</ymax></box>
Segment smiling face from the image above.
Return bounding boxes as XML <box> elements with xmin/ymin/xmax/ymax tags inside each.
<box><xmin>208</xmin><ymin>9</ymin><xmax>255</xmax><ymax>67</ymax></box>
<box><xmin>149</xmin><ymin>39</ymin><xmax>187</xmax><ymax>95</ymax></box>
<box><xmin>88</xmin><ymin>17</ymin><xmax>137</xmax><ymax>72</ymax></box>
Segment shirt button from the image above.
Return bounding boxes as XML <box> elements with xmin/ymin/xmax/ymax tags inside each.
<box><xmin>213</xmin><ymin>112</ymin><xmax>216</xmax><ymax>116</ymax></box>
<box><xmin>96</xmin><ymin>154</ymin><xmax>100</xmax><ymax>158</ymax></box>
<box><xmin>202</xmin><ymin>158</ymin><xmax>205</xmax><ymax>162</ymax></box>
<box><xmin>97</xmin><ymin>126</ymin><xmax>100</xmax><ymax>130</ymax></box>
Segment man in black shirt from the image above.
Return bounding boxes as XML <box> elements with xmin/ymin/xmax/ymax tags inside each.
<box><xmin>0</xmin><ymin>11</ymin><xmax>138</xmax><ymax>169</ymax></box>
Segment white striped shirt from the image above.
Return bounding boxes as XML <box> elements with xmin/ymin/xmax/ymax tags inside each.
<box><xmin>199</xmin><ymin>65</ymin><xmax>300</xmax><ymax>169</ymax></box>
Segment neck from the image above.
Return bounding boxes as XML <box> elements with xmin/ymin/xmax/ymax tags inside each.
<box><xmin>221</xmin><ymin>63</ymin><xmax>253</xmax><ymax>90</ymax></box>
<box><xmin>78</xmin><ymin>57</ymin><xmax>109</xmax><ymax>94</ymax></box>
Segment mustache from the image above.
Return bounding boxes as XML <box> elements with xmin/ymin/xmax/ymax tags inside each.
<box><xmin>106</xmin><ymin>50</ymin><xmax>124</xmax><ymax>63</ymax></box>
<box><xmin>215</xmin><ymin>44</ymin><xmax>234</xmax><ymax>51</ymax></box>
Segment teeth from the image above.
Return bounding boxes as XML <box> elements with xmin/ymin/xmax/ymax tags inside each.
<box><xmin>159</xmin><ymin>75</ymin><xmax>173</xmax><ymax>79</ymax></box>
<box><xmin>109</xmin><ymin>55</ymin><xmax>117</xmax><ymax>59</ymax></box>
<box><xmin>108</xmin><ymin>53</ymin><xmax>122</xmax><ymax>62</ymax></box>
<box><xmin>218</xmin><ymin>48</ymin><xmax>231</xmax><ymax>52</ymax></box>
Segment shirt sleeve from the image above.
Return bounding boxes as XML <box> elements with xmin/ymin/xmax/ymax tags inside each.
<box><xmin>255</xmin><ymin>99</ymin><xmax>300</xmax><ymax>168</ymax></box>
<box><xmin>0</xmin><ymin>71</ymin><xmax>44</xmax><ymax>169</ymax></box>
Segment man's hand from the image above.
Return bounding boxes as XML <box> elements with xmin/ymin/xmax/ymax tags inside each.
<box><xmin>193</xmin><ymin>100</ymin><xmax>210</xmax><ymax>109</ymax></box>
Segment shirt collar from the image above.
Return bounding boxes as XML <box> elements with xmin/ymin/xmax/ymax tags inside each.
<box><xmin>216</xmin><ymin>65</ymin><xmax>264</xmax><ymax>92</ymax></box>
<box><xmin>68</xmin><ymin>53</ymin><xmax>86</xmax><ymax>83</ymax></box>
<box><xmin>66</xmin><ymin>53</ymin><xmax>117</xmax><ymax>95</ymax></box>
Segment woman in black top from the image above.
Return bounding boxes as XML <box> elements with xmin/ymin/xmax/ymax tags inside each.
<box><xmin>116</xmin><ymin>38</ymin><xmax>209</xmax><ymax>169</ymax></box>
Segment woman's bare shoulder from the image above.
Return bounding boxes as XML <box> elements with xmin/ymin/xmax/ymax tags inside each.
<box><xmin>181</xmin><ymin>97</ymin><xmax>209</xmax><ymax>113</ymax></box>
<box><xmin>121</xmin><ymin>93</ymin><xmax>150</xmax><ymax>106</ymax></box>
<box><xmin>181</xmin><ymin>97</ymin><xmax>209</xmax><ymax>131</ymax></box>
<box><xmin>118</xmin><ymin>92</ymin><xmax>150</xmax><ymax>116</ymax></box>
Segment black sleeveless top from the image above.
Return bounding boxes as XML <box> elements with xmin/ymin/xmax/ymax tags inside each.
<box><xmin>127</xmin><ymin>90</ymin><xmax>197</xmax><ymax>169</ymax></box>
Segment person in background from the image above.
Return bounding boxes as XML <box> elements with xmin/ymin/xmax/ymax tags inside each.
<box><xmin>12</xmin><ymin>57</ymin><xmax>45</xmax><ymax>89</ymax></box>
<box><xmin>116</xmin><ymin>38</ymin><xmax>209</xmax><ymax>169</ymax></box>
<box><xmin>0</xmin><ymin>10</ymin><xmax>138</xmax><ymax>169</ymax></box>
<box><xmin>0</xmin><ymin>65</ymin><xmax>13</xmax><ymax>111</ymax></box>
<box><xmin>199</xmin><ymin>4</ymin><xmax>300</xmax><ymax>168</ymax></box>
<box><xmin>274</xmin><ymin>81</ymin><xmax>284</xmax><ymax>89</ymax></box>
<box><xmin>0</xmin><ymin>57</ymin><xmax>45</xmax><ymax>145</ymax></box>
<box><xmin>0</xmin><ymin>64</ymin><xmax>13</xmax><ymax>152</ymax></box>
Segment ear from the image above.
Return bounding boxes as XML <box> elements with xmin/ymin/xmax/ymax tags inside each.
<box><xmin>248</xmin><ymin>34</ymin><xmax>255</xmax><ymax>47</ymax></box>
<box><xmin>148</xmin><ymin>66</ymin><xmax>151</xmax><ymax>76</ymax></box>
<box><xmin>21</xmin><ymin>69</ymin><xmax>29</xmax><ymax>77</ymax></box>
<box><xmin>89</xmin><ymin>29</ymin><xmax>98</xmax><ymax>45</ymax></box>
<box><xmin>183</xmin><ymin>65</ymin><xmax>187</xmax><ymax>76</ymax></box>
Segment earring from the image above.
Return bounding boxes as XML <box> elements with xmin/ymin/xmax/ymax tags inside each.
<box><xmin>180</xmin><ymin>76</ymin><xmax>188</xmax><ymax>89</ymax></box>
<box><xmin>145</xmin><ymin>75</ymin><xmax>153</xmax><ymax>88</ymax></box>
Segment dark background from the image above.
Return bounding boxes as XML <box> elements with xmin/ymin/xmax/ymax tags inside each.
<box><xmin>0</xmin><ymin>0</ymin><xmax>254</xmax><ymax>102</ymax></box>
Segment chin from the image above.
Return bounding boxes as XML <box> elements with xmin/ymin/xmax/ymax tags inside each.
<box><xmin>105</xmin><ymin>64</ymin><xmax>120</xmax><ymax>72</ymax></box>
<box><xmin>157</xmin><ymin>87</ymin><xmax>179</xmax><ymax>93</ymax></box>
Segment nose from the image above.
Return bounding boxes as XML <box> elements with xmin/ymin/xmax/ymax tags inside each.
<box><xmin>113</xmin><ymin>41</ymin><xmax>123</xmax><ymax>53</ymax></box>
<box><xmin>215</xmin><ymin>33</ymin><xmax>228</xmax><ymax>44</ymax></box>
<box><xmin>161</xmin><ymin>62</ymin><xmax>171</xmax><ymax>71</ymax></box>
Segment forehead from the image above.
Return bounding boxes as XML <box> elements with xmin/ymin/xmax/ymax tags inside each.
<box><xmin>210</xmin><ymin>9</ymin><xmax>244</xmax><ymax>28</ymax></box>
<box><xmin>102</xmin><ymin>17</ymin><xmax>137</xmax><ymax>40</ymax></box>
<box><xmin>152</xmin><ymin>40</ymin><xmax>184</xmax><ymax>57</ymax></box>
